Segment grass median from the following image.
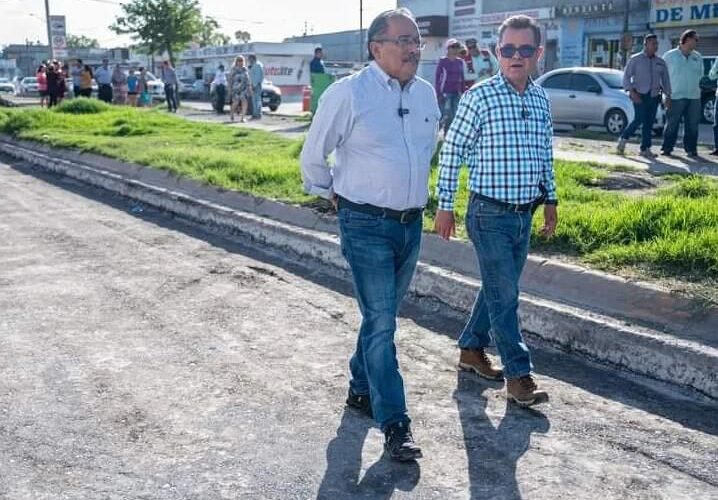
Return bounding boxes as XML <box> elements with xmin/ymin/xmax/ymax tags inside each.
<box><xmin>2</xmin><ymin>101</ymin><xmax>717</xmax><ymax>298</ymax></box>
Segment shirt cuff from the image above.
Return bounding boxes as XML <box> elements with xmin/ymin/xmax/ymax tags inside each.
<box><xmin>438</xmin><ymin>198</ymin><xmax>455</xmax><ymax>212</ymax></box>
<box><xmin>306</xmin><ymin>184</ymin><xmax>335</xmax><ymax>200</ymax></box>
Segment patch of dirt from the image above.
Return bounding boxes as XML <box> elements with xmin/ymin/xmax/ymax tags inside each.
<box><xmin>596</xmin><ymin>171</ymin><xmax>660</xmax><ymax>195</ymax></box>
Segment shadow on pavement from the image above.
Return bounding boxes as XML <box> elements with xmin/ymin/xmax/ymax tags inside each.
<box><xmin>454</xmin><ymin>372</ymin><xmax>550</xmax><ymax>500</ymax></box>
<box><xmin>315</xmin><ymin>408</ymin><xmax>420</xmax><ymax>499</ymax></box>
<box><xmin>7</xmin><ymin>157</ymin><xmax>717</xmax><ymax>440</ymax></box>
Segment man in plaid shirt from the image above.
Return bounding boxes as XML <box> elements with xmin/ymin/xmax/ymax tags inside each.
<box><xmin>435</xmin><ymin>15</ymin><xmax>558</xmax><ymax>406</ymax></box>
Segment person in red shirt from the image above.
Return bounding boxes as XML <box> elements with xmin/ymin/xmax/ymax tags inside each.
<box><xmin>36</xmin><ymin>64</ymin><xmax>48</xmax><ymax>108</ymax></box>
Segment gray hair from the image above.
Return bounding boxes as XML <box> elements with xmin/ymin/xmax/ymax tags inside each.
<box><xmin>366</xmin><ymin>7</ymin><xmax>416</xmax><ymax>61</ymax></box>
<box><xmin>498</xmin><ymin>15</ymin><xmax>542</xmax><ymax>47</ymax></box>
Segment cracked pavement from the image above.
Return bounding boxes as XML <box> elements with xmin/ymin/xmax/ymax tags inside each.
<box><xmin>0</xmin><ymin>157</ymin><xmax>716</xmax><ymax>500</ymax></box>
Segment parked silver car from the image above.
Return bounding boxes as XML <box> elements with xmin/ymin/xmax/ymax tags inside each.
<box><xmin>0</xmin><ymin>78</ymin><xmax>15</xmax><ymax>94</ymax></box>
<box><xmin>535</xmin><ymin>67</ymin><xmax>665</xmax><ymax>136</ymax></box>
<box><xmin>19</xmin><ymin>77</ymin><xmax>39</xmax><ymax>96</ymax></box>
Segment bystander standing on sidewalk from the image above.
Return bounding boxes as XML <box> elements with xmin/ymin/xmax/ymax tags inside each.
<box><xmin>211</xmin><ymin>64</ymin><xmax>227</xmax><ymax>114</ymax></box>
<box><xmin>435</xmin><ymin>38</ymin><xmax>465</xmax><ymax>134</ymax></box>
<box><xmin>95</xmin><ymin>59</ymin><xmax>113</xmax><ymax>103</ymax></box>
<box><xmin>36</xmin><ymin>65</ymin><xmax>48</xmax><ymax>108</ymax></box>
<box><xmin>79</xmin><ymin>64</ymin><xmax>93</xmax><ymax>98</ymax></box>
<box><xmin>126</xmin><ymin>68</ymin><xmax>139</xmax><ymax>107</ymax></box>
<box><xmin>57</xmin><ymin>62</ymin><xmax>67</xmax><ymax>104</ymax></box>
<box><xmin>228</xmin><ymin>56</ymin><xmax>251</xmax><ymax>123</ymax></box>
<box><xmin>161</xmin><ymin>60</ymin><xmax>179</xmax><ymax>113</ymax></box>
<box><xmin>463</xmin><ymin>38</ymin><xmax>499</xmax><ymax>90</ymax></box>
<box><xmin>617</xmin><ymin>34</ymin><xmax>671</xmax><ymax>158</ymax></box>
<box><xmin>137</xmin><ymin>67</ymin><xmax>151</xmax><ymax>107</ymax></box>
<box><xmin>310</xmin><ymin>47</ymin><xmax>325</xmax><ymax>74</ymax></box>
<box><xmin>71</xmin><ymin>59</ymin><xmax>83</xmax><ymax>97</ymax></box>
<box><xmin>111</xmin><ymin>64</ymin><xmax>128</xmax><ymax>105</ymax></box>
<box><xmin>248</xmin><ymin>55</ymin><xmax>264</xmax><ymax>119</ymax></box>
<box><xmin>661</xmin><ymin>30</ymin><xmax>702</xmax><ymax>158</ymax></box>
<box><xmin>301</xmin><ymin>7</ymin><xmax>439</xmax><ymax>462</ymax></box>
<box><xmin>46</xmin><ymin>62</ymin><xmax>60</xmax><ymax>108</ymax></box>
<box><xmin>435</xmin><ymin>15</ymin><xmax>557</xmax><ymax>407</ymax></box>
<box><xmin>709</xmin><ymin>57</ymin><xmax>718</xmax><ymax>155</ymax></box>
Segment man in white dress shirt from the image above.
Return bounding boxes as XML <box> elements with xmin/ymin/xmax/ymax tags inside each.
<box><xmin>300</xmin><ymin>7</ymin><xmax>440</xmax><ymax>462</ymax></box>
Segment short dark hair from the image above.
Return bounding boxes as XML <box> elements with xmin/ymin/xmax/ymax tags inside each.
<box><xmin>498</xmin><ymin>15</ymin><xmax>541</xmax><ymax>47</ymax></box>
<box><xmin>76</xmin><ymin>58</ymin><xmax>83</xmax><ymax>64</ymax></box>
<box><xmin>366</xmin><ymin>7</ymin><xmax>416</xmax><ymax>61</ymax></box>
<box><xmin>644</xmin><ymin>33</ymin><xmax>657</xmax><ymax>43</ymax></box>
<box><xmin>314</xmin><ymin>47</ymin><xmax>323</xmax><ymax>55</ymax></box>
<box><xmin>680</xmin><ymin>29</ymin><xmax>698</xmax><ymax>45</ymax></box>
<box><xmin>248</xmin><ymin>54</ymin><xmax>257</xmax><ymax>62</ymax></box>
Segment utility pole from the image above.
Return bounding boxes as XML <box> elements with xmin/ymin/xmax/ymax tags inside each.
<box><xmin>359</xmin><ymin>0</ymin><xmax>364</xmax><ymax>63</ymax></box>
<box><xmin>44</xmin><ymin>0</ymin><xmax>53</xmax><ymax>60</ymax></box>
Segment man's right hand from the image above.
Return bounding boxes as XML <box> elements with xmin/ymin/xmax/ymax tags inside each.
<box><xmin>629</xmin><ymin>90</ymin><xmax>641</xmax><ymax>104</ymax></box>
<box><xmin>435</xmin><ymin>210</ymin><xmax>456</xmax><ymax>240</ymax></box>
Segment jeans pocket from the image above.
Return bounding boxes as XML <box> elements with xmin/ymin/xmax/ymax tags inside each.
<box><xmin>340</xmin><ymin>209</ymin><xmax>383</xmax><ymax>228</ymax></box>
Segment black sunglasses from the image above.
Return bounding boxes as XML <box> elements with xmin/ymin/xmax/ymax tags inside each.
<box><xmin>499</xmin><ymin>44</ymin><xmax>537</xmax><ymax>59</ymax></box>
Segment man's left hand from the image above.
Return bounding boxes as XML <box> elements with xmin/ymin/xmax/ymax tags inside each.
<box><xmin>540</xmin><ymin>204</ymin><xmax>558</xmax><ymax>237</ymax></box>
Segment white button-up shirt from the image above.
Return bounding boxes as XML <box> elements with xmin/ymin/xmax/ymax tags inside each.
<box><xmin>300</xmin><ymin>61</ymin><xmax>441</xmax><ymax>211</ymax></box>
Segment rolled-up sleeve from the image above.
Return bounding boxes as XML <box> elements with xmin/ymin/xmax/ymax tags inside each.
<box><xmin>299</xmin><ymin>82</ymin><xmax>353</xmax><ymax>199</ymax></box>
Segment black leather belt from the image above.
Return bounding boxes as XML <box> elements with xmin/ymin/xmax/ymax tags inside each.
<box><xmin>473</xmin><ymin>193</ymin><xmax>538</xmax><ymax>213</ymax></box>
<box><xmin>337</xmin><ymin>196</ymin><xmax>423</xmax><ymax>224</ymax></box>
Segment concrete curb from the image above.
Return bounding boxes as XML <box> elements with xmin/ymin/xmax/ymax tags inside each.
<box><xmin>1</xmin><ymin>138</ymin><xmax>716</xmax><ymax>399</ymax></box>
<box><xmin>2</xmin><ymin>135</ymin><xmax>715</xmax><ymax>350</ymax></box>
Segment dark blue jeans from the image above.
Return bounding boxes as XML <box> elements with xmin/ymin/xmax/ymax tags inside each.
<box><xmin>662</xmin><ymin>98</ymin><xmax>701</xmax><ymax>154</ymax></box>
<box><xmin>713</xmin><ymin>97</ymin><xmax>718</xmax><ymax>150</ymax></box>
<box><xmin>620</xmin><ymin>93</ymin><xmax>660</xmax><ymax>151</ymax></box>
<box><xmin>441</xmin><ymin>92</ymin><xmax>461</xmax><ymax>134</ymax></box>
<box><xmin>338</xmin><ymin>207</ymin><xmax>422</xmax><ymax>431</ymax></box>
<box><xmin>164</xmin><ymin>83</ymin><xmax>178</xmax><ymax>111</ymax></box>
<box><xmin>457</xmin><ymin>195</ymin><xmax>533</xmax><ymax>379</ymax></box>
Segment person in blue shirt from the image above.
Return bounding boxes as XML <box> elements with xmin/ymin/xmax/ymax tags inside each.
<box><xmin>310</xmin><ymin>47</ymin><xmax>325</xmax><ymax>74</ymax></box>
<box><xmin>661</xmin><ymin>30</ymin><xmax>702</xmax><ymax>158</ymax></box>
<box><xmin>436</xmin><ymin>15</ymin><xmax>557</xmax><ymax>407</ymax></box>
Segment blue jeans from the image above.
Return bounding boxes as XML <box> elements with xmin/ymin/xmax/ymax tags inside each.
<box><xmin>441</xmin><ymin>92</ymin><xmax>461</xmax><ymax>134</ymax></box>
<box><xmin>252</xmin><ymin>85</ymin><xmax>262</xmax><ymax>118</ymax></box>
<box><xmin>620</xmin><ymin>93</ymin><xmax>660</xmax><ymax>151</ymax></box>
<box><xmin>713</xmin><ymin>97</ymin><xmax>718</xmax><ymax>150</ymax></box>
<box><xmin>164</xmin><ymin>83</ymin><xmax>178</xmax><ymax>111</ymax></box>
<box><xmin>338</xmin><ymin>207</ymin><xmax>422</xmax><ymax>431</ymax></box>
<box><xmin>662</xmin><ymin>98</ymin><xmax>701</xmax><ymax>154</ymax></box>
<box><xmin>457</xmin><ymin>195</ymin><xmax>533</xmax><ymax>379</ymax></box>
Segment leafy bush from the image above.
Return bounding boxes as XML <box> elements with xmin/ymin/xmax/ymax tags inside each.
<box><xmin>53</xmin><ymin>98</ymin><xmax>111</xmax><ymax>115</ymax></box>
<box><xmin>1</xmin><ymin>112</ymin><xmax>33</xmax><ymax>135</ymax></box>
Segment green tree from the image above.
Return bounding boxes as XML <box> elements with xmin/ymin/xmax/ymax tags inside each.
<box><xmin>110</xmin><ymin>0</ymin><xmax>203</xmax><ymax>65</ymax></box>
<box><xmin>66</xmin><ymin>34</ymin><xmax>100</xmax><ymax>49</ymax></box>
<box><xmin>234</xmin><ymin>30</ymin><xmax>251</xmax><ymax>43</ymax></box>
<box><xmin>196</xmin><ymin>17</ymin><xmax>230</xmax><ymax>47</ymax></box>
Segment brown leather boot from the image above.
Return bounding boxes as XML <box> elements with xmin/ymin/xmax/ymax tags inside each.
<box><xmin>458</xmin><ymin>348</ymin><xmax>504</xmax><ymax>381</ymax></box>
<box><xmin>506</xmin><ymin>375</ymin><xmax>549</xmax><ymax>406</ymax></box>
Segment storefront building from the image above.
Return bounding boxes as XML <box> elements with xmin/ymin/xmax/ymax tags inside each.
<box><xmin>651</xmin><ymin>0</ymin><xmax>718</xmax><ymax>55</ymax></box>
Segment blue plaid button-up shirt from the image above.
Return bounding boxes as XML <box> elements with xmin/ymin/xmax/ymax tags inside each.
<box><xmin>436</xmin><ymin>73</ymin><xmax>557</xmax><ymax>211</ymax></box>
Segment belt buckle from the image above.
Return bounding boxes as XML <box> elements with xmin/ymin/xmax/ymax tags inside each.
<box><xmin>399</xmin><ymin>210</ymin><xmax>410</xmax><ymax>224</ymax></box>
<box><xmin>511</xmin><ymin>203</ymin><xmax>521</xmax><ymax>213</ymax></box>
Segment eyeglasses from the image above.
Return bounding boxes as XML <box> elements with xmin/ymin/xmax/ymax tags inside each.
<box><xmin>373</xmin><ymin>36</ymin><xmax>426</xmax><ymax>50</ymax></box>
<box><xmin>498</xmin><ymin>44</ymin><xmax>537</xmax><ymax>59</ymax></box>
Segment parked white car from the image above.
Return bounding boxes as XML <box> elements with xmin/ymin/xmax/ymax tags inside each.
<box><xmin>535</xmin><ymin>67</ymin><xmax>665</xmax><ymax>136</ymax></box>
<box><xmin>0</xmin><ymin>78</ymin><xmax>15</xmax><ymax>94</ymax></box>
<box><xmin>19</xmin><ymin>77</ymin><xmax>39</xmax><ymax>96</ymax></box>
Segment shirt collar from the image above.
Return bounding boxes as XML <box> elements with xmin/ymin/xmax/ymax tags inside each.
<box><xmin>497</xmin><ymin>72</ymin><xmax>536</xmax><ymax>96</ymax></box>
<box><xmin>369</xmin><ymin>61</ymin><xmax>416</xmax><ymax>92</ymax></box>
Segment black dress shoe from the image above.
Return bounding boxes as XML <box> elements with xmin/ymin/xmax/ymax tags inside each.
<box><xmin>384</xmin><ymin>421</ymin><xmax>422</xmax><ymax>462</ymax></box>
<box><xmin>660</xmin><ymin>149</ymin><xmax>673</xmax><ymax>157</ymax></box>
<box><xmin>710</xmin><ymin>150</ymin><xmax>718</xmax><ymax>156</ymax></box>
<box><xmin>687</xmin><ymin>152</ymin><xmax>699</xmax><ymax>158</ymax></box>
<box><xmin>346</xmin><ymin>389</ymin><xmax>373</xmax><ymax>419</ymax></box>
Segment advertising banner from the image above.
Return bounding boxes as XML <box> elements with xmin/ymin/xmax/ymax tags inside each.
<box><xmin>651</xmin><ymin>0</ymin><xmax>718</xmax><ymax>28</ymax></box>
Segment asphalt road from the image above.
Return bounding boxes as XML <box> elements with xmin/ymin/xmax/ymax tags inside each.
<box><xmin>1</xmin><ymin>156</ymin><xmax>716</xmax><ymax>500</ymax></box>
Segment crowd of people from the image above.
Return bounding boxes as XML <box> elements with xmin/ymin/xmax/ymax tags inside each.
<box><xmin>33</xmin><ymin>57</ymin><xmax>177</xmax><ymax>111</ymax></box>
<box><xmin>209</xmin><ymin>54</ymin><xmax>264</xmax><ymax>122</ymax></box>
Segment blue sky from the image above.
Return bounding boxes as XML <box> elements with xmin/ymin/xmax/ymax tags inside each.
<box><xmin>1</xmin><ymin>0</ymin><xmax>396</xmax><ymax>47</ymax></box>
